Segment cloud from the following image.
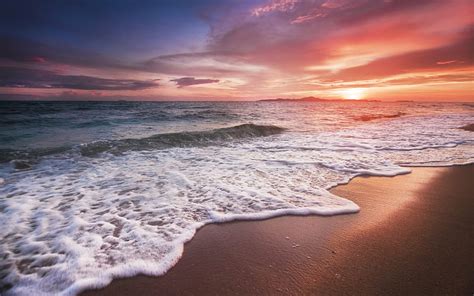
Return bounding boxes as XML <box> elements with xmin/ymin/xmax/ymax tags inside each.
<box><xmin>1</xmin><ymin>0</ymin><xmax>472</xmax><ymax>101</ymax></box>
<box><xmin>251</xmin><ymin>0</ymin><xmax>299</xmax><ymax>16</ymax></box>
<box><xmin>0</xmin><ymin>67</ymin><xmax>159</xmax><ymax>90</ymax></box>
<box><xmin>202</xmin><ymin>0</ymin><xmax>472</xmax><ymax>74</ymax></box>
<box><xmin>324</xmin><ymin>32</ymin><xmax>474</xmax><ymax>81</ymax></box>
<box><xmin>170</xmin><ymin>77</ymin><xmax>219</xmax><ymax>88</ymax></box>
<box><xmin>144</xmin><ymin>51</ymin><xmax>248</xmax><ymax>75</ymax></box>
<box><xmin>0</xmin><ymin>91</ymin><xmax>143</xmax><ymax>102</ymax></box>
<box><xmin>0</xmin><ymin>36</ymin><xmax>133</xmax><ymax>71</ymax></box>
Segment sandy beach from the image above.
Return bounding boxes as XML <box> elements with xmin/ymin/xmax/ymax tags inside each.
<box><xmin>82</xmin><ymin>164</ymin><xmax>474</xmax><ymax>295</ymax></box>
<box><xmin>2</xmin><ymin>1</ymin><xmax>473</xmax><ymax>294</ymax></box>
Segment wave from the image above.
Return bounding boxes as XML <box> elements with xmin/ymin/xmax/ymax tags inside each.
<box><xmin>1</xmin><ymin>108</ymin><xmax>473</xmax><ymax>295</ymax></box>
<box><xmin>353</xmin><ymin>112</ymin><xmax>405</xmax><ymax>122</ymax></box>
<box><xmin>459</xmin><ymin>123</ymin><xmax>474</xmax><ymax>132</ymax></box>
<box><xmin>79</xmin><ymin>123</ymin><xmax>285</xmax><ymax>156</ymax></box>
<box><xmin>73</xmin><ymin>120</ymin><xmax>113</xmax><ymax>128</ymax></box>
<box><xmin>175</xmin><ymin>110</ymin><xmax>238</xmax><ymax>120</ymax></box>
<box><xmin>0</xmin><ymin>124</ymin><xmax>285</xmax><ymax>164</ymax></box>
<box><xmin>0</xmin><ymin>146</ymin><xmax>70</xmax><ymax>164</ymax></box>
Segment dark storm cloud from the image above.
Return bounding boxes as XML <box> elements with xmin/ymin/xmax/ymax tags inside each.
<box><xmin>170</xmin><ymin>77</ymin><xmax>220</xmax><ymax>88</ymax></box>
<box><xmin>0</xmin><ymin>67</ymin><xmax>159</xmax><ymax>90</ymax></box>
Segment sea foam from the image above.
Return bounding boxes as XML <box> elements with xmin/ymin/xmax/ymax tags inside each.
<box><xmin>0</xmin><ymin>108</ymin><xmax>473</xmax><ymax>295</ymax></box>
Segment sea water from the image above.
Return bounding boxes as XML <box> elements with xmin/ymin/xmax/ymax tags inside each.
<box><xmin>0</xmin><ymin>101</ymin><xmax>473</xmax><ymax>295</ymax></box>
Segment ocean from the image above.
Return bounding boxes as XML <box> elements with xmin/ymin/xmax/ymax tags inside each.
<box><xmin>0</xmin><ymin>101</ymin><xmax>473</xmax><ymax>295</ymax></box>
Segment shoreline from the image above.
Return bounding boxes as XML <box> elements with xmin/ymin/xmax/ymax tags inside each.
<box><xmin>82</xmin><ymin>164</ymin><xmax>474</xmax><ymax>295</ymax></box>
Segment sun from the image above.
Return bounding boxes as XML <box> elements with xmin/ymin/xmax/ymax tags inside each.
<box><xmin>340</xmin><ymin>88</ymin><xmax>365</xmax><ymax>100</ymax></box>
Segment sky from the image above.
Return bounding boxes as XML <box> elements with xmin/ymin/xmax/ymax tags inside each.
<box><xmin>0</xmin><ymin>0</ymin><xmax>472</xmax><ymax>101</ymax></box>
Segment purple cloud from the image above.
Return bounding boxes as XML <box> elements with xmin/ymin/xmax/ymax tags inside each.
<box><xmin>171</xmin><ymin>77</ymin><xmax>219</xmax><ymax>88</ymax></box>
<box><xmin>0</xmin><ymin>67</ymin><xmax>159</xmax><ymax>90</ymax></box>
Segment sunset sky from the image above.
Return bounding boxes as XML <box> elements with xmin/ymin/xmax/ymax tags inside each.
<box><xmin>0</xmin><ymin>0</ymin><xmax>472</xmax><ymax>101</ymax></box>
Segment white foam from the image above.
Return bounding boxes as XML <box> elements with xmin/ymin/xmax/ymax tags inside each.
<box><xmin>1</xmin><ymin>111</ymin><xmax>473</xmax><ymax>295</ymax></box>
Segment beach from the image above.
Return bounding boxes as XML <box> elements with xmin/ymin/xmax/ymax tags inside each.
<box><xmin>1</xmin><ymin>102</ymin><xmax>472</xmax><ymax>295</ymax></box>
<box><xmin>82</xmin><ymin>164</ymin><xmax>474</xmax><ymax>295</ymax></box>
<box><xmin>2</xmin><ymin>0</ymin><xmax>474</xmax><ymax>294</ymax></box>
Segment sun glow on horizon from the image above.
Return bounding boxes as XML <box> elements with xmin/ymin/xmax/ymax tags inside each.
<box><xmin>340</xmin><ymin>88</ymin><xmax>366</xmax><ymax>100</ymax></box>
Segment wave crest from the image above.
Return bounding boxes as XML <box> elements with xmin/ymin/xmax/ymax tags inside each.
<box><xmin>353</xmin><ymin>112</ymin><xmax>405</xmax><ymax>122</ymax></box>
<box><xmin>79</xmin><ymin>123</ymin><xmax>285</xmax><ymax>156</ymax></box>
<box><xmin>0</xmin><ymin>124</ymin><xmax>285</xmax><ymax>165</ymax></box>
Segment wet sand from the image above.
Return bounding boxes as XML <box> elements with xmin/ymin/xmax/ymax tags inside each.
<box><xmin>83</xmin><ymin>165</ymin><xmax>474</xmax><ymax>295</ymax></box>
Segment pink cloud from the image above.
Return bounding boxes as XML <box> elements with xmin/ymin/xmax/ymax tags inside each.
<box><xmin>30</xmin><ymin>56</ymin><xmax>46</xmax><ymax>63</ymax></box>
<box><xmin>436</xmin><ymin>60</ymin><xmax>459</xmax><ymax>65</ymax></box>
<box><xmin>251</xmin><ymin>0</ymin><xmax>299</xmax><ymax>16</ymax></box>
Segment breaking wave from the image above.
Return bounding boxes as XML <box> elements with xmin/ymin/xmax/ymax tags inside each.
<box><xmin>79</xmin><ymin>123</ymin><xmax>285</xmax><ymax>157</ymax></box>
<box><xmin>0</xmin><ymin>124</ymin><xmax>285</xmax><ymax>165</ymax></box>
<box><xmin>353</xmin><ymin>112</ymin><xmax>405</xmax><ymax>122</ymax></box>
